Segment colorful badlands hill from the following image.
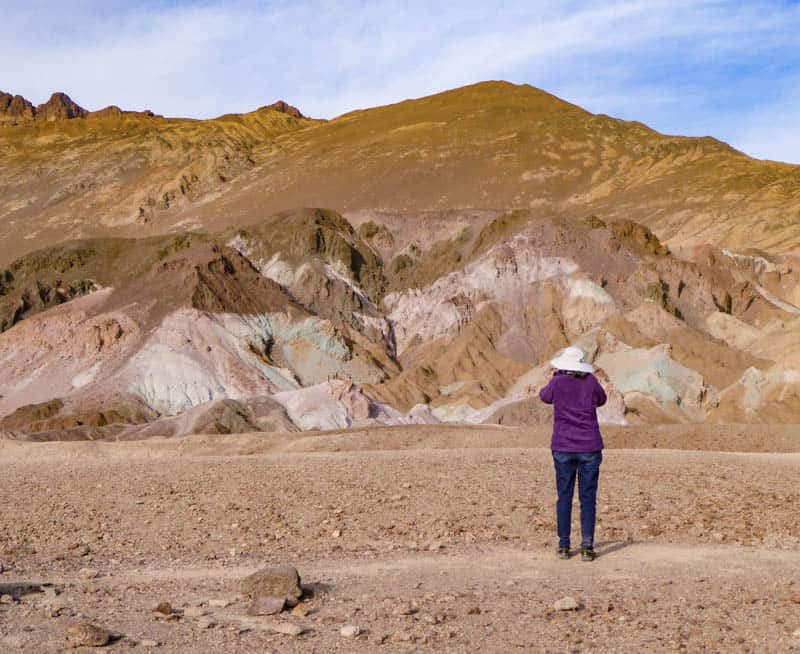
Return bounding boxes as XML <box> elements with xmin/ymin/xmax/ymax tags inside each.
<box><xmin>2</xmin><ymin>83</ymin><xmax>800</xmax><ymax>438</ymax></box>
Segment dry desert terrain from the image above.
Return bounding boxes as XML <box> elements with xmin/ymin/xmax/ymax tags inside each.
<box><xmin>1</xmin><ymin>424</ymin><xmax>799</xmax><ymax>653</ymax></box>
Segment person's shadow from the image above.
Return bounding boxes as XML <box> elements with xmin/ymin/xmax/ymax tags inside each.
<box><xmin>594</xmin><ymin>540</ymin><xmax>637</xmax><ymax>557</ymax></box>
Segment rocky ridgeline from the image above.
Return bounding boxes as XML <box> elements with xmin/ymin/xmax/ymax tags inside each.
<box><xmin>0</xmin><ymin>91</ymin><xmax>87</xmax><ymax>124</ymax></box>
<box><xmin>0</xmin><ymin>90</ymin><xmax>304</xmax><ymax>125</ymax></box>
<box><xmin>258</xmin><ymin>100</ymin><xmax>306</xmax><ymax>119</ymax></box>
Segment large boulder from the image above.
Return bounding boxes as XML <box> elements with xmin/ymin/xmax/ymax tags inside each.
<box><xmin>241</xmin><ymin>564</ymin><xmax>302</xmax><ymax>608</ymax></box>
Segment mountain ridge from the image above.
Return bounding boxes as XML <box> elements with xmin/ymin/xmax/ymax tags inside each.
<box><xmin>0</xmin><ymin>89</ymin><xmax>307</xmax><ymax>125</ymax></box>
<box><xmin>5</xmin><ymin>80</ymin><xmax>798</xmax><ymax>266</ymax></box>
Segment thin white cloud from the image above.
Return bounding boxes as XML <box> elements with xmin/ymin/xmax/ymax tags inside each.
<box><xmin>1</xmin><ymin>1</ymin><xmax>800</xmax><ymax>161</ymax></box>
<box><xmin>725</xmin><ymin>78</ymin><xmax>800</xmax><ymax>163</ymax></box>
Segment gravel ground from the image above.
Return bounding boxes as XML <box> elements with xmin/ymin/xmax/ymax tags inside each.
<box><xmin>1</xmin><ymin>426</ymin><xmax>799</xmax><ymax>652</ymax></box>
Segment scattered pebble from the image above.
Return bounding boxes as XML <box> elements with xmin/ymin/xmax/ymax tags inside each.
<box><xmin>290</xmin><ymin>602</ymin><xmax>310</xmax><ymax>617</ymax></box>
<box><xmin>270</xmin><ymin>622</ymin><xmax>304</xmax><ymax>637</ymax></box>
<box><xmin>154</xmin><ymin>602</ymin><xmax>175</xmax><ymax>615</ymax></box>
<box><xmin>75</xmin><ymin>544</ymin><xmax>91</xmax><ymax>557</ymax></box>
<box><xmin>208</xmin><ymin>599</ymin><xmax>233</xmax><ymax>608</ymax></box>
<box><xmin>393</xmin><ymin>602</ymin><xmax>418</xmax><ymax>616</ymax></box>
<box><xmin>78</xmin><ymin>568</ymin><xmax>100</xmax><ymax>580</ymax></box>
<box><xmin>340</xmin><ymin>624</ymin><xmax>360</xmax><ymax>638</ymax></box>
<box><xmin>139</xmin><ymin>639</ymin><xmax>159</xmax><ymax>648</ymax></box>
<box><xmin>0</xmin><ymin>594</ymin><xmax>14</xmax><ymax>604</ymax></box>
<box><xmin>554</xmin><ymin>597</ymin><xmax>579</xmax><ymax>611</ymax></box>
<box><xmin>65</xmin><ymin>622</ymin><xmax>110</xmax><ymax>648</ymax></box>
<box><xmin>197</xmin><ymin>617</ymin><xmax>217</xmax><ymax>629</ymax></box>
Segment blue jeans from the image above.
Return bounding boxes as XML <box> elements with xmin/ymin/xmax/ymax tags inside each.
<box><xmin>552</xmin><ymin>450</ymin><xmax>602</xmax><ymax>548</ymax></box>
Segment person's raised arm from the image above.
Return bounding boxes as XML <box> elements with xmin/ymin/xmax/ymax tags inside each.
<box><xmin>593</xmin><ymin>376</ymin><xmax>607</xmax><ymax>407</ymax></box>
<box><xmin>539</xmin><ymin>374</ymin><xmax>556</xmax><ymax>404</ymax></box>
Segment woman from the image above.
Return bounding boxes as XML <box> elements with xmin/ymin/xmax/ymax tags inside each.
<box><xmin>539</xmin><ymin>346</ymin><xmax>606</xmax><ymax>561</ymax></box>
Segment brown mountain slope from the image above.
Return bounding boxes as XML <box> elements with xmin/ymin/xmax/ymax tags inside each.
<box><xmin>0</xmin><ymin>100</ymin><xmax>313</xmax><ymax>265</ymax></box>
<box><xmin>3</xmin><ymin>81</ymin><xmax>800</xmax><ymax>267</ymax></box>
<box><xmin>166</xmin><ymin>81</ymin><xmax>800</xmax><ymax>255</ymax></box>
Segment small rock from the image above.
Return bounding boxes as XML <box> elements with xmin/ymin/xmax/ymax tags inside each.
<box><xmin>290</xmin><ymin>602</ymin><xmax>310</xmax><ymax>617</ymax></box>
<box><xmin>0</xmin><ymin>560</ymin><xmax>4</xmax><ymax>573</ymax></box>
<box><xmin>0</xmin><ymin>594</ymin><xmax>13</xmax><ymax>604</ymax></box>
<box><xmin>428</xmin><ymin>541</ymin><xmax>445</xmax><ymax>551</ymax></box>
<box><xmin>139</xmin><ymin>640</ymin><xmax>159</xmax><ymax>648</ymax></box>
<box><xmin>332</xmin><ymin>529</ymin><xmax>342</xmax><ymax>538</ymax></box>
<box><xmin>208</xmin><ymin>598</ymin><xmax>233</xmax><ymax>608</ymax></box>
<box><xmin>554</xmin><ymin>596</ymin><xmax>579</xmax><ymax>611</ymax></box>
<box><xmin>466</xmin><ymin>605</ymin><xmax>481</xmax><ymax>615</ymax></box>
<box><xmin>393</xmin><ymin>603</ymin><xmax>418</xmax><ymax>616</ymax></box>
<box><xmin>78</xmin><ymin>568</ymin><xmax>100</xmax><ymax>580</ymax></box>
<box><xmin>154</xmin><ymin>602</ymin><xmax>175</xmax><ymax>615</ymax></box>
<box><xmin>197</xmin><ymin>617</ymin><xmax>216</xmax><ymax>629</ymax></box>
<box><xmin>247</xmin><ymin>596</ymin><xmax>285</xmax><ymax>616</ymax></box>
<box><xmin>270</xmin><ymin>622</ymin><xmax>304</xmax><ymax>637</ymax></box>
<box><xmin>75</xmin><ymin>544</ymin><xmax>91</xmax><ymax>557</ymax></box>
<box><xmin>340</xmin><ymin>624</ymin><xmax>360</xmax><ymax>638</ymax></box>
<box><xmin>391</xmin><ymin>631</ymin><xmax>412</xmax><ymax>642</ymax></box>
<box><xmin>373</xmin><ymin>632</ymin><xmax>390</xmax><ymax>645</ymax></box>
<box><xmin>184</xmin><ymin>607</ymin><xmax>207</xmax><ymax>618</ymax></box>
<box><xmin>65</xmin><ymin>622</ymin><xmax>110</xmax><ymax>648</ymax></box>
<box><xmin>241</xmin><ymin>565</ymin><xmax>302</xmax><ymax>607</ymax></box>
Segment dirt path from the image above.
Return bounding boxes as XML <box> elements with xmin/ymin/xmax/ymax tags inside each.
<box><xmin>2</xmin><ymin>543</ymin><xmax>799</xmax><ymax>652</ymax></box>
<box><xmin>113</xmin><ymin>541</ymin><xmax>800</xmax><ymax>585</ymax></box>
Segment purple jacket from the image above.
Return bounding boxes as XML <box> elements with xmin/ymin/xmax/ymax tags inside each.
<box><xmin>539</xmin><ymin>371</ymin><xmax>606</xmax><ymax>452</ymax></box>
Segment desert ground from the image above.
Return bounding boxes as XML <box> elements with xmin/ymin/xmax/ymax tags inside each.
<box><xmin>1</xmin><ymin>424</ymin><xmax>799</xmax><ymax>653</ymax></box>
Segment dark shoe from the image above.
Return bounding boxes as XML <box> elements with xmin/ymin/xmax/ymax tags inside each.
<box><xmin>557</xmin><ymin>546</ymin><xmax>571</xmax><ymax>560</ymax></box>
<box><xmin>581</xmin><ymin>546</ymin><xmax>596</xmax><ymax>561</ymax></box>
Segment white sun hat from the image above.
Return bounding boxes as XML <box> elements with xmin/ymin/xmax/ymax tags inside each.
<box><xmin>549</xmin><ymin>346</ymin><xmax>594</xmax><ymax>373</ymax></box>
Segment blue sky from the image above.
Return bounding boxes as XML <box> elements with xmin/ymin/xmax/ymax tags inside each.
<box><xmin>3</xmin><ymin>1</ymin><xmax>800</xmax><ymax>162</ymax></box>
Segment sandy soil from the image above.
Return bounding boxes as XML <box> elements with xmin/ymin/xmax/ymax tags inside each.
<box><xmin>1</xmin><ymin>425</ymin><xmax>799</xmax><ymax>653</ymax></box>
